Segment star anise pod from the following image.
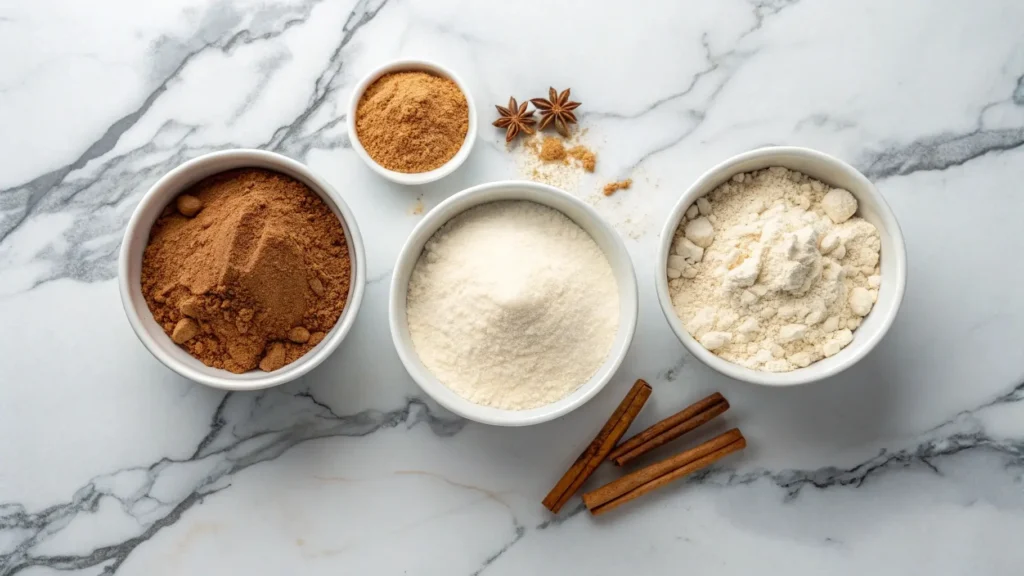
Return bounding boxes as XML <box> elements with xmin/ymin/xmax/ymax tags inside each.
<box><xmin>493</xmin><ymin>97</ymin><xmax>536</xmax><ymax>143</ymax></box>
<box><xmin>530</xmin><ymin>87</ymin><xmax>581</xmax><ymax>137</ymax></box>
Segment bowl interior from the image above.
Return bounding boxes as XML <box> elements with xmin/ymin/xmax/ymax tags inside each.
<box><xmin>347</xmin><ymin>60</ymin><xmax>477</xmax><ymax>185</ymax></box>
<box><xmin>119</xmin><ymin>150</ymin><xmax>365</xmax><ymax>390</ymax></box>
<box><xmin>657</xmin><ymin>147</ymin><xmax>906</xmax><ymax>386</ymax></box>
<box><xmin>390</xmin><ymin>181</ymin><xmax>638</xmax><ymax>426</ymax></box>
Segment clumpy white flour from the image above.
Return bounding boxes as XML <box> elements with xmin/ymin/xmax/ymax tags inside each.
<box><xmin>668</xmin><ymin>167</ymin><xmax>881</xmax><ymax>372</ymax></box>
<box><xmin>407</xmin><ymin>201</ymin><xmax>620</xmax><ymax>410</ymax></box>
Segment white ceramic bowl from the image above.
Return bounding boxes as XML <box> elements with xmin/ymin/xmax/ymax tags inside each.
<box><xmin>389</xmin><ymin>181</ymin><xmax>639</xmax><ymax>426</ymax></box>
<box><xmin>347</xmin><ymin>59</ymin><xmax>477</xmax><ymax>185</ymax></box>
<box><xmin>656</xmin><ymin>147</ymin><xmax>907</xmax><ymax>387</ymax></box>
<box><xmin>118</xmin><ymin>149</ymin><xmax>366</xmax><ymax>391</ymax></box>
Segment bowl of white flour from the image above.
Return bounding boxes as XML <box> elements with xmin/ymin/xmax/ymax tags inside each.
<box><xmin>656</xmin><ymin>147</ymin><xmax>906</xmax><ymax>386</ymax></box>
<box><xmin>390</xmin><ymin>181</ymin><xmax>638</xmax><ymax>426</ymax></box>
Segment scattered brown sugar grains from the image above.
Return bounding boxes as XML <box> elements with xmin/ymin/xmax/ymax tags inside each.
<box><xmin>355</xmin><ymin>71</ymin><xmax>469</xmax><ymax>173</ymax></box>
<box><xmin>603</xmin><ymin>179</ymin><xmax>633</xmax><ymax>196</ymax></box>
<box><xmin>141</xmin><ymin>168</ymin><xmax>352</xmax><ymax>373</ymax></box>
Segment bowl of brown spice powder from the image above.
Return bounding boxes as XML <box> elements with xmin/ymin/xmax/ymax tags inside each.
<box><xmin>348</xmin><ymin>60</ymin><xmax>476</xmax><ymax>185</ymax></box>
<box><xmin>118</xmin><ymin>149</ymin><xmax>366</xmax><ymax>390</ymax></box>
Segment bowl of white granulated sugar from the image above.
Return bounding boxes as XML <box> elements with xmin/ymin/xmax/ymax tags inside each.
<box><xmin>656</xmin><ymin>147</ymin><xmax>907</xmax><ymax>387</ymax></box>
<box><xmin>390</xmin><ymin>181</ymin><xmax>638</xmax><ymax>426</ymax></box>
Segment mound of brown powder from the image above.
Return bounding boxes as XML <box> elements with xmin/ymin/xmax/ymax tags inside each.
<box><xmin>539</xmin><ymin>136</ymin><xmax>567</xmax><ymax>162</ymax></box>
<box><xmin>355</xmin><ymin>71</ymin><xmax>469</xmax><ymax>173</ymax></box>
<box><xmin>141</xmin><ymin>169</ymin><xmax>351</xmax><ymax>373</ymax></box>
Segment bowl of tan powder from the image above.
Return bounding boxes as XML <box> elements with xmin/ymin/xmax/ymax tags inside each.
<box><xmin>348</xmin><ymin>60</ymin><xmax>476</xmax><ymax>185</ymax></box>
<box><xmin>389</xmin><ymin>181</ymin><xmax>638</xmax><ymax>426</ymax></box>
<box><xmin>119</xmin><ymin>149</ymin><xmax>366</xmax><ymax>390</ymax></box>
<box><xmin>656</xmin><ymin>147</ymin><xmax>907</xmax><ymax>387</ymax></box>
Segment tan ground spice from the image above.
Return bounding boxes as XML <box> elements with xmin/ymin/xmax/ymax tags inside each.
<box><xmin>539</xmin><ymin>137</ymin><xmax>567</xmax><ymax>162</ymax></box>
<box><xmin>568</xmin><ymin>145</ymin><xmax>596</xmax><ymax>172</ymax></box>
<box><xmin>603</xmin><ymin>179</ymin><xmax>633</xmax><ymax>196</ymax></box>
<box><xmin>142</xmin><ymin>169</ymin><xmax>351</xmax><ymax>373</ymax></box>
<box><xmin>355</xmin><ymin>71</ymin><xmax>469</xmax><ymax>173</ymax></box>
<box><xmin>517</xmin><ymin>134</ymin><xmax>598</xmax><ymax>191</ymax></box>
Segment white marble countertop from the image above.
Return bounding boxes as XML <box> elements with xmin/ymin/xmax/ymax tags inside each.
<box><xmin>3</xmin><ymin>0</ymin><xmax>1024</xmax><ymax>574</ymax></box>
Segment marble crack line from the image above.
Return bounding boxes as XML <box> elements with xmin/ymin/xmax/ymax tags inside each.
<box><xmin>222</xmin><ymin>9</ymin><xmax>321</xmax><ymax>54</ymax></box>
<box><xmin>630</xmin><ymin>27</ymin><xmax>761</xmax><ymax>161</ymax></box>
<box><xmin>0</xmin><ymin>392</ymin><xmax>464</xmax><ymax>576</ymax></box>
<box><xmin>588</xmin><ymin>35</ymin><xmax>721</xmax><ymax>122</ymax></box>
<box><xmin>469</xmin><ymin>524</ymin><xmax>525</xmax><ymax>576</ymax></box>
<box><xmin>578</xmin><ymin>0</ymin><xmax>801</xmax><ymax>169</ymax></box>
<box><xmin>590</xmin><ymin>0</ymin><xmax>799</xmax><ymax>124</ymax></box>
<box><xmin>262</xmin><ymin>0</ymin><xmax>392</xmax><ymax>153</ymax></box>
<box><xmin>366</xmin><ymin>269</ymin><xmax>393</xmax><ymax>287</ymax></box>
<box><xmin>298</xmin><ymin>470</ymin><xmax>520</xmax><ymax>563</ymax></box>
<box><xmin>594</xmin><ymin>28</ymin><xmax>757</xmax><ymax>172</ymax></box>
<box><xmin>390</xmin><ymin>471</ymin><xmax>577</xmax><ymax>575</ymax></box>
<box><xmin>860</xmin><ymin>66</ymin><xmax>1024</xmax><ymax>180</ymax></box>
<box><xmin>0</xmin><ymin>0</ymin><xmax>379</xmax><ymax>258</ymax></box>
<box><xmin>660</xmin><ymin>356</ymin><xmax>688</xmax><ymax>383</ymax></box>
<box><xmin>693</xmin><ymin>379</ymin><xmax>1024</xmax><ymax>500</ymax></box>
<box><xmin>0</xmin><ymin>137</ymin><xmax>248</xmax><ymax>297</ymax></box>
<box><xmin>859</xmin><ymin>127</ymin><xmax>1024</xmax><ymax>181</ymax></box>
<box><xmin>520</xmin><ymin>380</ymin><xmax>1024</xmax><ymax>526</ymax></box>
<box><xmin>7</xmin><ymin>487</ymin><xmax>226</xmax><ymax>576</ymax></box>
<box><xmin>470</xmin><ymin>499</ymin><xmax>587</xmax><ymax>574</ymax></box>
<box><xmin>741</xmin><ymin>0</ymin><xmax>803</xmax><ymax>41</ymax></box>
<box><xmin>391</xmin><ymin>469</ymin><xmax>527</xmax><ymax>576</ymax></box>
<box><xmin>0</xmin><ymin>39</ymin><xmax>216</xmax><ymax>245</ymax></box>
<box><xmin>0</xmin><ymin>21</ymin><xmax>265</xmax><ymax>233</ymax></box>
<box><xmin>535</xmin><ymin>502</ymin><xmax>587</xmax><ymax>531</ymax></box>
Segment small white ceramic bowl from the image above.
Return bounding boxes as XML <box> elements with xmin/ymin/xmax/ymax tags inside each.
<box><xmin>118</xmin><ymin>149</ymin><xmax>366</xmax><ymax>391</ymax></box>
<box><xmin>389</xmin><ymin>181</ymin><xmax>638</xmax><ymax>426</ymax></box>
<box><xmin>347</xmin><ymin>59</ymin><xmax>477</xmax><ymax>185</ymax></box>
<box><xmin>656</xmin><ymin>147</ymin><xmax>907</xmax><ymax>387</ymax></box>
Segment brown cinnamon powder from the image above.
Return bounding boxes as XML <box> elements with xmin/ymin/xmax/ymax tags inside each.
<box><xmin>539</xmin><ymin>136</ymin><xmax>567</xmax><ymax>162</ymax></box>
<box><xmin>603</xmin><ymin>179</ymin><xmax>633</xmax><ymax>196</ymax></box>
<box><xmin>141</xmin><ymin>169</ymin><xmax>351</xmax><ymax>373</ymax></box>
<box><xmin>517</xmin><ymin>135</ymin><xmax>598</xmax><ymax>191</ymax></box>
<box><xmin>568</xmin><ymin>145</ymin><xmax>596</xmax><ymax>172</ymax></box>
<box><xmin>355</xmin><ymin>71</ymin><xmax>469</xmax><ymax>173</ymax></box>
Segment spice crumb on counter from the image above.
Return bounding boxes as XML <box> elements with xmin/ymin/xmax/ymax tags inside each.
<box><xmin>568</xmin><ymin>145</ymin><xmax>596</xmax><ymax>172</ymax></box>
<box><xmin>603</xmin><ymin>178</ymin><xmax>632</xmax><ymax>196</ymax></box>
<box><xmin>516</xmin><ymin>134</ymin><xmax>598</xmax><ymax>191</ymax></box>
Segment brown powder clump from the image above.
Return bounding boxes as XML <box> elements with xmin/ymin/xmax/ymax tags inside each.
<box><xmin>602</xmin><ymin>179</ymin><xmax>633</xmax><ymax>196</ymax></box>
<box><xmin>539</xmin><ymin>137</ymin><xmax>567</xmax><ymax>162</ymax></box>
<box><xmin>356</xmin><ymin>71</ymin><xmax>469</xmax><ymax>173</ymax></box>
<box><xmin>141</xmin><ymin>169</ymin><xmax>351</xmax><ymax>373</ymax></box>
<box><xmin>568</xmin><ymin>145</ymin><xmax>596</xmax><ymax>172</ymax></box>
<box><xmin>516</xmin><ymin>135</ymin><xmax>599</xmax><ymax>191</ymax></box>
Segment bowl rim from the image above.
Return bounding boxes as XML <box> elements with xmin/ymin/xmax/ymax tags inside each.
<box><xmin>117</xmin><ymin>148</ymin><xmax>367</xmax><ymax>390</ymax></box>
<box><xmin>655</xmin><ymin>146</ymin><xmax>907</xmax><ymax>387</ymax></box>
<box><xmin>346</xmin><ymin>59</ymin><xmax>478</xmax><ymax>186</ymax></box>
<box><xmin>389</xmin><ymin>180</ymin><xmax>639</xmax><ymax>426</ymax></box>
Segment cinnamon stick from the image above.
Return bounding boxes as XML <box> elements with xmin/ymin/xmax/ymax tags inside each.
<box><xmin>542</xmin><ymin>379</ymin><xmax>652</xmax><ymax>513</ymax></box>
<box><xmin>583</xmin><ymin>428</ymin><xmax>746</xmax><ymax>516</ymax></box>
<box><xmin>608</xmin><ymin>392</ymin><xmax>729</xmax><ymax>466</ymax></box>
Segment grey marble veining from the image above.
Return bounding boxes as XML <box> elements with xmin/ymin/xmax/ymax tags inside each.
<box><xmin>2</xmin><ymin>0</ymin><xmax>1024</xmax><ymax>574</ymax></box>
<box><xmin>1</xmin><ymin>392</ymin><xmax>464</xmax><ymax>575</ymax></box>
<box><xmin>4</xmin><ymin>375</ymin><xmax>1022</xmax><ymax>574</ymax></box>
